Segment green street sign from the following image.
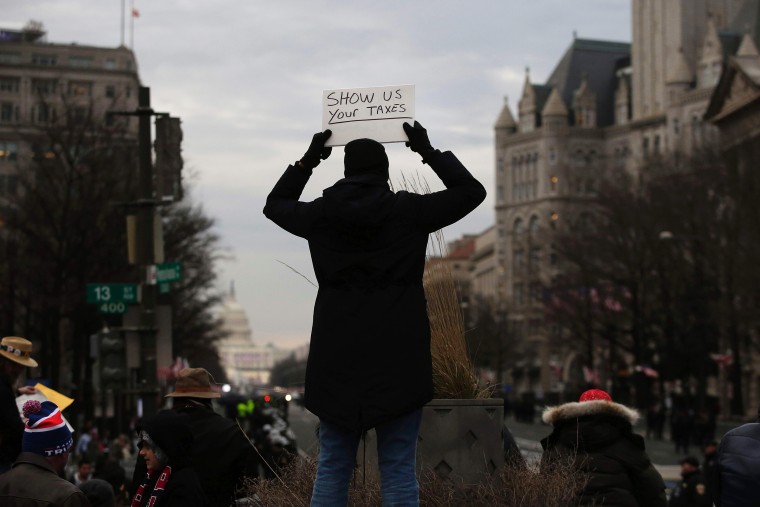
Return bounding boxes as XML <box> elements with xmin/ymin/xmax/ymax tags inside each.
<box><xmin>86</xmin><ymin>283</ymin><xmax>139</xmax><ymax>304</ymax></box>
<box><xmin>155</xmin><ymin>262</ymin><xmax>182</xmax><ymax>283</ymax></box>
<box><xmin>97</xmin><ymin>302</ymin><xmax>129</xmax><ymax>314</ymax></box>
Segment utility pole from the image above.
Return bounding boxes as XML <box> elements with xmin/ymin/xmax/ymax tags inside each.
<box><xmin>107</xmin><ymin>85</ymin><xmax>183</xmax><ymax>420</ymax></box>
<box><xmin>137</xmin><ymin>86</ymin><xmax>159</xmax><ymax>418</ymax></box>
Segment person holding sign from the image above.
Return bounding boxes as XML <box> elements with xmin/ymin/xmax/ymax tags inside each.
<box><xmin>263</xmin><ymin>120</ymin><xmax>486</xmax><ymax>506</ymax></box>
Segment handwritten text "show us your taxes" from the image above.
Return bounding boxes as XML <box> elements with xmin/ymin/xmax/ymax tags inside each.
<box><xmin>325</xmin><ymin>89</ymin><xmax>411</xmax><ymax>124</ymax></box>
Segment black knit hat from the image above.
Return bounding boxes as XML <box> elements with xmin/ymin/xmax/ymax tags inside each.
<box><xmin>344</xmin><ymin>138</ymin><xmax>389</xmax><ymax>178</ymax></box>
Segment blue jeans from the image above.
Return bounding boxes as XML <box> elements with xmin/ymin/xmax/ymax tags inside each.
<box><xmin>310</xmin><ymin>408</ymin><xmax>423</xmax><ymax>507</ymax></box>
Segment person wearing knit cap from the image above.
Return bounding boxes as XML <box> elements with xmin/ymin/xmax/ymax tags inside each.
<box><xmin>0</xmin><ymin>336</ymin><xmax>38</xmax><ymax>473</ymax></box>
<box><xmin>132</xmin><ymin>410</ymin><xmax>208</xmax><ymax>507</ymax></box>
<box><xmin>0</xmin><ymin>400</ymin><xmax>89</xmax><ymax>506</ymax></box>
<box><xmin>540</xmin><ymin>389</ymin><xmax>667</xmax><ymax>506</ymax></box>
<box><xmin>264</xmin><ymin>121</ymin><xmax>486</xmax><ymax>506</ymax></box>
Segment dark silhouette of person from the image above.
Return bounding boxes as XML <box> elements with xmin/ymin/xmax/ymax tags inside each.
<box><xmin>264</xmin><ymin>120</ymin><xmax>486</xmax><ymax>506</ymax></box>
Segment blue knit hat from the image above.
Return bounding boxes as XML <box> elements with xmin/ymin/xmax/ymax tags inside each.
<box><xmin>22</xmin><ymin>400</ymin><xmax>73</xmax><ymax>457</ymax></box>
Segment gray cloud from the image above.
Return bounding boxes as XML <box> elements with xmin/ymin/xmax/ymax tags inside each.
<box><xmin>8</xmin><ymin>1</ymin><xmax>630</xmax><ymax>349</ymax></box>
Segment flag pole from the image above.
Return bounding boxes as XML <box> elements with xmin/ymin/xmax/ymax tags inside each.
<box><xmin>120</xmin><ymin>0</ymin><xmax>125</xmax><ymax>46</ymax></box>
<box><xmin>130</xmin><ymin>0</ymin><xmax>135</xmax><ymax>49</ymax></box>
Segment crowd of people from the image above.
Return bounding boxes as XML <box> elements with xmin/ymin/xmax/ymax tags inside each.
<box><xmin>2</xmin><ymin>121</ymin><xmax>760</xmax><ymax>506</ymax></box>
<box><xmin>0</xmin><ymin>336</ymin><xmax>299</xmax><ymax>506</ymax></box>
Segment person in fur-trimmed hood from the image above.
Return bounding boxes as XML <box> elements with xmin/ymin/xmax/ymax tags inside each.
<box><xmin>540</xmin><ymin>389</ymin><xmax>667</xmax><ymax>507</ymax></box>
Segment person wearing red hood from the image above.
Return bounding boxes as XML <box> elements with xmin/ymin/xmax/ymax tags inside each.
<box><xmin>540</xmin><ymin>389</ymin><xmax>667</xmax><ymax>507</ymax></box>
<box><xmin>264</xmin><ymin>121</ymin><xmax>486</xmax><ymax>506</ymax></box>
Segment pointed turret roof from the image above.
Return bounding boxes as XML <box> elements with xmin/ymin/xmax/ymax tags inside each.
<box><xmin>544</xmin><ymin>38</ymin><xmax>630</xmax><ymax>127</ymax></box>
<box><xmin>737</xmin><ymin>32</ymin><xmax>760</xmax><ymax>57</ymax></box>
<box><xmin>542</xmin><ymin>87</ymin><xmax>568</xmax><ymax>117</ymax></box>
<box><xmin>667</xmin><ymin>49</ymin><xmax>694</xmax><ymax>84</ymax></box>
<box><xmin>495</xmin><ymin>96</ymin><xmax>517</xmax><ymax>129</ymax></box>
<box><xmin>519</xmin><ymin>68</ymin><xmax>536</xmax><ymax>114</ymax></box>
<box><xmin>702</xmin><ymin>16</ymin><xmax>723</xmax><ymax>60</ymax></box>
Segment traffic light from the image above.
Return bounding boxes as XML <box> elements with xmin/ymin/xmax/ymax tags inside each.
<box><xmin>99</xmin><ymin>329</ymin><xmax>126</xmax><ymax>390</ymax></box>
<box><xmin>154</xmin><ymin>115</ymin><xmax>183</xmax><ymax>201</ymax></box>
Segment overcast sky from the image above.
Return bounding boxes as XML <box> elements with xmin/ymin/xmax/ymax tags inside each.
<box><xmin>8</xmin><ymin>1</ymin><xmax>631</xmax><ymax>351</ymax></box>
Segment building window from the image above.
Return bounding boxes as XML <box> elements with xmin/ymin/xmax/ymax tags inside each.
<box><xmin>550</xmin><ymin>211</ymin><xmax>559</xmax><ymax>229</ymax></box>
<box><xmin>104</xmin><ymin>58</ymin><xmax>117</xmax><ymax>70</ymax></box>
<box><xmin>31</xmin><ymin>144</ymin><xmax>55</xmax><ymax>161</ymax></box>
<box><xmin>72</xmin><ymin>107</ymin><xmax>88</xmax><ymax>123</ymax></box>
<box><xmin>514</xmin><ymin>283</ymin><xmax>525</xmax><ymax>306</ymax></box>
<box><xmin>529</xmin><ymin>285</ymin><xmax>542</xmax><ymax>304</ymax></box>
<box><xmin>497</xmin><ymin>185</ymin><xmax>504</xmax><ymax>203</ymax></box>
<box><xmin>528</xmin><ymin>215</ymin><xmax>540</xmax><ymax>238</ymax></box>
<box><xmin>514</xmin><ymin>218</ymin><xmax>525</xmax><ymax>240</ymax></box>
<box><xmin>550</xmin><ymin>175</ymin><xmax>558</xmax><ymax>192</ymax></box>
<box><xmin>31</xmin><ymin>79</ymin><xmax>58</xmax><ymax>96</ymax></box>
<box><xmin>0</xmin><ymin>77</ymin><xmax>20</xmax><ymax>93</ymax></box>
<box><xmin>68</xmin><ymin>56</ymin><xmax>94</xmax><ymax>68</ymax></box>
<box><xmin>0</xmin><ymin>141</ymin><xmax>19</xmax><ymax>161</ymax></box>
<box><xmin>32</xmin><ymin>53</ymin><xmax>58</xmax><ymax>66</ymax></box>
<box><xmin>105</xmin><ymin>85</ymin><xmax>116</xmax><ymax>98</ymax></box>
<box><xmin>0</xmin><ymin>52</ymin><xmax>22</xmax><ymax>64</ymax></box>
<box><xmin>0</xmin><ymin>103</ymin><xmax>17</xmax><ymax>123</ymax></box>
<box><xmin>32</xmin><ymin>104</ymin><xmax>55</xmax><ymax>125</ymax></box>
<box><xmin>528</xmin><ymin>247</ymin><xmax>541</xmax><ymax>273</ymax></box>
<box><xmin>514</xmin><ymin>249</ymin><xmax>525</xmax><ymax>273</ymax></box>
<box><xmin>68</xmin><ymin>81</ymin><xmax>93</xmax><ymax>97</ymax></box>
<box><xmin>550</xmin><ymin>243</ymin><xmax>558</xmax><ymax>265</ymax></box>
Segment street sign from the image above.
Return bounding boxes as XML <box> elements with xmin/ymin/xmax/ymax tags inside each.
<box><xmin>86</xmin><ymin>283</ymin><xmax>139</xmax><ymax>304</ymax></box>
<box><xmin>153</xmin><ymin>262</ymin><xmax>182</xmax><ymax>283</ymax></box>
<box><xmin>97</xmin><ymin>302</ymin><xmax>129</xmax><ymax>314</ymax></box>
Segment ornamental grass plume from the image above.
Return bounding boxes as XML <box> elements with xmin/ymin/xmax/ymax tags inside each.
<box><xmin>396</xmin><ymin>172</ymin><xmax>490</xmax><ymax>399</ymax></box>
<box><xmin>244</xmin><ymin>455</ymin><xmax>590</xmax><ymax>507</ymax></box>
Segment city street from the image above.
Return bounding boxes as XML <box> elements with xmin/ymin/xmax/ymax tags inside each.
<box><xmin>286</xmin><ymin>403</ymin><xmax>751</xmax><ymax>483</ymax></box>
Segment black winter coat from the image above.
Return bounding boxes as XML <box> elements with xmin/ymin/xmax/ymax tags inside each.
<box><xmin>540</xmin><ymin>400</ymin><xmax>667</xmax><ymax>507</ymax></box>
<box><xmin>0</xmin><ymin>375</ymin><xmax>23</xmax><ymax>472</ymax></box>
<box><xmin>134</xmin><ymin>410</ymin><xmax>208</xmax><ymax>507</ymax></box>
<box><xmin>714</xmin><ymin>421</ymin><xmax>760</xmax><ymax>507</ymax></box>
<box><xmin>132</xmin><ymin>404</ymin><xmax>257</xmax><ymax>507</ymax></box>
<box><xmin>264</xmin><ymin>150</ymin><xmax>486</xmax><ymax>432</ymax></box>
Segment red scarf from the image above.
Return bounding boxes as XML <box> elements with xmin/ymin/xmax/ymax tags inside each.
<box><xmin>131</xmin><ymin>465</ymin><xmax>172</xmax><ymax>507</ymax></box>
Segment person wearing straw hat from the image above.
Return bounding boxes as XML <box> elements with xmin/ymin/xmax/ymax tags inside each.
<box><xmin>131</xmin><ymin>367</ymin><xmax>258</xmax><ymax>507</ymax></box>
<box><xmin>0</xmin><ymin>399</ymin><xmax>89</xmax><ymax>506</ymax></box>
<box><xmin>0</xmin><ymin>336</ymin><xmax>38</xmax><ymax>474</ymax></box>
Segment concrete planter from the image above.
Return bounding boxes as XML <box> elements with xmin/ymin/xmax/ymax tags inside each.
<box><xmin>357</xmin><ymin>398</ymin><xmax>505</xmax><ymax>485</ymax></box>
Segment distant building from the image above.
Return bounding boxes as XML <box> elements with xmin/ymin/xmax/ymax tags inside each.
<box><xmin>488</xmin><ymin>1</ymin><xmax>760</xmax><ymax>402</ymax></box>
<box><xmin>0</xmin><ymin>24</ymin><xmax>140</xmax><ymax>203</ymax></box>
<box><xmin>215</xmin><ymin>284</ymin><xmax>290</xmax><ymax>388</ymax></box>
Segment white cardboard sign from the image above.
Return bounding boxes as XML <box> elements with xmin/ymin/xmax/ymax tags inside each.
<box><xmin>322</xmin><ymin>84</ymin><xmax>415</xmax><ymax>146</ymax></box>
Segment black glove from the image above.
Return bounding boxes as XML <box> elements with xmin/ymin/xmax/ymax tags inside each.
<box><xmin>300</xmin><ymin>129</ymin><xmax>332</xmax><ymax>169</ymax></box>
<box><xmin>403</xmin><ymin>121</ymin><xmax>436</xmax><ymax>163</ymax></box>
